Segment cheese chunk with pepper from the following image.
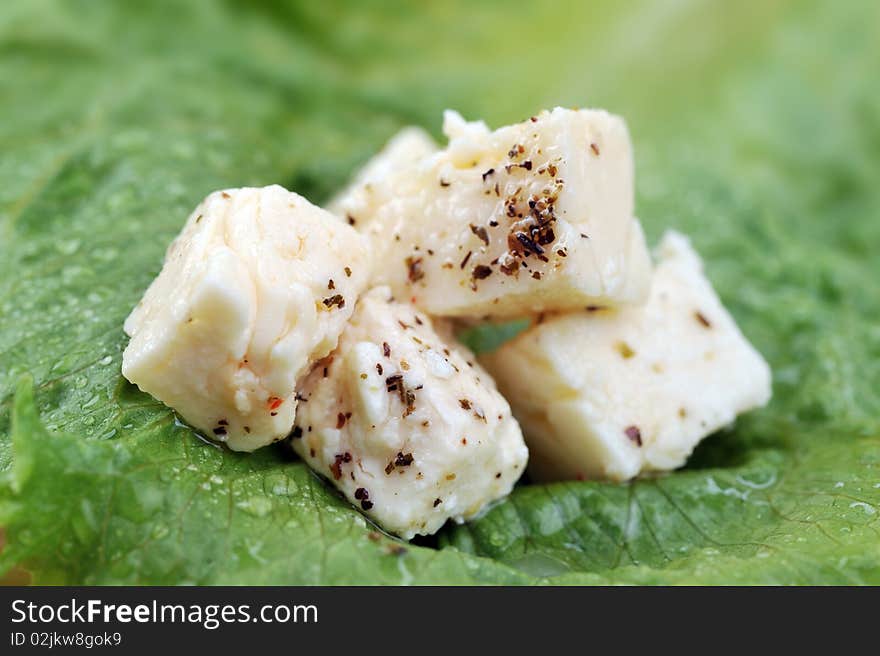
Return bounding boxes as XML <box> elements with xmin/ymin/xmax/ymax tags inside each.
<box><xmin>122</xmin><ymin>185</ymin><xmax>371</xmax><ymax>451</ymax></box>
<box><xmin>327</xmin><ymin>127</ymin><xmax>437</xmax><ymax>226</ymax></box>
<box><xmin>291</xmin><ymin>286</ymin><xmax>528</xmax><ymax>538</ymax></box>
<box><xmin>358</xmin><ymin>108</ymin><xmax>652</xmax><ymax>319</ymax></box>
<box><xmin>480</xmin><ymin>231</ymin><xmax>771</xmax><ymax>482</ymax></box>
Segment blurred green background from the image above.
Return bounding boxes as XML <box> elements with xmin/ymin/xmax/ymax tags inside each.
<box><xmin>1</xmin><ymin>1</ymin><xmax>878</xmax><ymax>584</ymax></box>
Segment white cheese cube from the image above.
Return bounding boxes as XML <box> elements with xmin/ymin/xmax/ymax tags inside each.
<box><xmin>122</xmin><ymin>185</ymin><xmax>371</xmax><ymax>451</ymax></box>
<box><xmin>291</xmin><ymin>287</ymin><xmax>528</xmax><ymax>538</ymax></box>
<box><xmin>480</xmin><ymin>231</ymin><xmax>772</xmax><ymax>482</ymax></box>
<box><xmin>327</xmin><ymin>127</ymin><xmax>438</xmax><ymax>226</ymax></box>
<box><xmin>356</xmin><ymin>107</ymin><xmax>652</xmax><ymax>319</ymax></box>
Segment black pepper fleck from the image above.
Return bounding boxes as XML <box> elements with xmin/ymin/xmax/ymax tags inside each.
<box><xmin>470</xmin><ymin>224</ymin><xmax>489</xmax><ymax>246</ymax></box>
<box><xmin>624</xmin><ymin>425</ymin><xmax>643</xmax><ymax>446</ymax></box>
<box><xmin>472</xmin><ymin>264</ymin><xmax>492</xmax><ymax>280</ymax></box>
<box><xmin>406</xmin><ymin>256</ymin><xmax>425</xmax><ymax>283</ymax></box>
<box><xmin>322</xmin><ymin>294</ymin><xmax>345</xmax><ymax>309</ymax></box>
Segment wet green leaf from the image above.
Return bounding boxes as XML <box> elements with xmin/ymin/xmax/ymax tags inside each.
<box><xmin>1</xmin><ymin>0</ymin><xmax>878</xmax><ymax>584</ymax></box>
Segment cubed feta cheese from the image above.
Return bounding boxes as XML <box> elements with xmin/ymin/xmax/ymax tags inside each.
<box><xmin>291</xmin><ymin>287</ymin><xmax>528</xmax><ymax>538</ymax></box>
<box><xmin>352</xmin><ymin>107</ymin><xmax>652</xmax><ymax>319</ymax></box>
<box><xmin>480</xmin><ymin>231</ymin><xmax>772</xmax><ymax>482</ymax></box>
<box><xmin>122</xmin><ymin>185</ymin><xmax>371</xmax><ymax>451</ymax></box>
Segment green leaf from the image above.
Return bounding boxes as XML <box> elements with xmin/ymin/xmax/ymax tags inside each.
<box><xmin>441</xmin><ymin>428</ymin><xmax>880</xmax><ymax>584</ymax></box>
<box><xmin>1</xmin><ymin>379</ymin><xmax>530</xmax><ymax>584</ymax></box>
<box><xmin>1</xmin><ymin>0</ymin><xmax>879</xmax><ymax>584</ymax></box>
